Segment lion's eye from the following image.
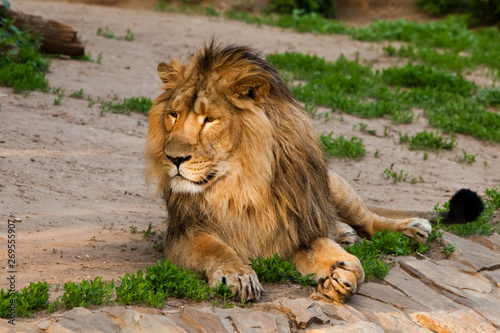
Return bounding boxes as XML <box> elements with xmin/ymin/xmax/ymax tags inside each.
<box><xmin>204</xmin><ymin>116</ymin><xmax>215</xmax><ymax>123</ymax></box>
<box><xmin>169</xmin><ymin>112</ymin><xmax>178</xmax><ymax>119</ymax></box>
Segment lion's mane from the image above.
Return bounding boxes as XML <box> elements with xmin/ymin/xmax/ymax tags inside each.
<box><xmin>145</xmin><ymin>43</ymin><xmax>338</xmax><ymax>261</ymax></box>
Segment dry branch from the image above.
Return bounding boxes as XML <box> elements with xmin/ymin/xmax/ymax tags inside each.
<box><xmin>1</xmin><ymin>5</ymin><xmax>85</xmax><ymax>57</ymax></box>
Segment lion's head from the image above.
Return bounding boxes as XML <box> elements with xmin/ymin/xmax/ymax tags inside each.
<box><xmin>146</xmin><ymin>42</ymin><xmax>337</xmax><ymax>259</ymax></box>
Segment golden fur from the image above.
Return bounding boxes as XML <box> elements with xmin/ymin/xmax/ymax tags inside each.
<box><xmin>145</xmin><ymin>42</ymin><xmax>434</xmax><ymax>302</ymax></box>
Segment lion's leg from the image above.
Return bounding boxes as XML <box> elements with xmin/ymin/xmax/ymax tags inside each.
<box><xmin>293</xmin><ymin>238</ymin><xmax>364</xmax><ymax>303</ymax></box>
<box><xmin>328</xmin><ymin>171</ymin><xmax>431</xmax><ymax>242</ymax></box>
<box><xmin>165</xmin><ymin>232</ymin><xmax>262</xmax><ymax>301</ymax></box>
<box><xmin>331</xmin><ymin>221</ymin><xmax>361</xmax><ymax>247</ymax></box>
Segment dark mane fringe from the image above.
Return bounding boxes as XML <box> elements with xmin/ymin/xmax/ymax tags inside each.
<box><xmin>195</xmin><ymin>41</ymin><xmax>297</xmax><ymax>105</ymax></box>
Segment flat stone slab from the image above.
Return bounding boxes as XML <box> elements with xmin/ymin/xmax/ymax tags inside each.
<box><xmin>384</xmin><ymin>266</ymin><xmax>458</xmax><ymax>312</ymax></box>
<box><xmin>398</xmin><ymin>256</ymin><xmax>493</xmax><ymax>295</ymax></box>
<box><xmin>307</xmin><ymin>321</ymin><xmax>384</xmax><ymax>333</ymax></box>
<box><xmin>180</xmin><ymin>306</ymin><xmax>228</xmax><ymax>333</ymax></box>
<box><xmin>442</xmin><ymin>232</ymin><xmax>500</xmax><ymax>271</ymax></box>
<box><xmin>470</xmin><ymin>234</ymin><xmax>500</xmax><ymax>252</ymax></box>
<box><xmin>274</xmin><ymin>297</ymin><xmax>330</xmax><ymax>329</ymax></box>
<box><xmin>347</xmin><ymin>294</ymin><xmax>431</xmax><ymax>332</ymax></box>
<box><xmin>410</xmin><ymin>309</ymin><xmax>499</xmax><ymax>333</ymax></box>
<box><xmin>357</xmin><ymin>282</ymin><xmax>429</xmax><ymax>312</ymax></box>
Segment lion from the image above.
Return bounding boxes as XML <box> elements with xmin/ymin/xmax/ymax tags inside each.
<box><xmin>145</xmin><ymin>42</ymin><xmax>484</xmax><ymax>303</ymax></box>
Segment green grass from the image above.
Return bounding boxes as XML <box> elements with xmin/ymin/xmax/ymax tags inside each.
<box><xmin>61</xmin><ymin>277</ymin><xmax>114</xmax><ymax>309</ymax></box>
<box><xmin>345</xmin><ymin>230</ymin><xmax>430</xmax><ymax>280</ymax></box>
<box><xmin>73</xmin><ymin>51</ymin><xmax>102</xmax><ymax>64</ymax></box>
<box><xmin>399</xmin><ymin>131</ymin><xmax>456</xmax><ymax>151</ymax></box>
<box><xmin>0</xmin><ymin>282</ymin><xmax>50</xmax><ymax>318</ymax></box>
<box><xmin>96</xmin><ymin>27</ymin><xmax>135</xmax><ymax>41</ymax></box>
<box><xmin>250</xmin><ymin>255</ymin><xmax>317</xmax><ymax>285</ymax></box>
<box><xmin>99</xmin><ymin>96</ymin><xmax>152</xmax><ymax>115</ymax></box>
<box><xmin>52</xmin><ymin>87</ymin><xmax>65</xmax><ymax>106</ymax></box>
<box><xmin>0</xmin><ymin>10</ymin><xmax>50</xmax><ymax>93</ymax></box>
<box><xmin>455</xmin><ymin>150</ymin><xmax>477</xmax><ymax>164</ymax></box>
<box><xmin>70</xmin><ymin>88</ymin><xmax>84</xmax><ymax>99</ymax></box>
<box><xmin>221</xmin><ymin>10</ymin><xmax>500</xmax><ymax>76</ymax></box>
<box><xmin>267</xmin><ymin>51</ymin><xmax>500</xmax><ymax>143</ymax></box>
<box><xmin>320</xmin><ymin>132</ymin><xmax>366</xmax><ymax>159</ymax></box>
<box><xmin>383</xmin><ymin>163</ymin><xmax>424</xmax><ymax>184</ymax></box>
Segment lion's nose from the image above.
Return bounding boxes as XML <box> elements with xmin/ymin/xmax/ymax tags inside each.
<box><xmin>166</xmin><ymin>155</ymin><xmax>192</xmax><ymax>168</ymax></box>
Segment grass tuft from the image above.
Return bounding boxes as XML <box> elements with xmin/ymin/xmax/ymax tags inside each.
<box><xmin>320</xmin><ymin>132</ymin><xmax>366</xmax><ymax>159</ymax></box>
<box><xmin>346</xmin><ymin>230</ymin><xmax>429</xmax><ymax>280</ymax></box>
<box><xmin>250</xmin><ymin>255</ymin><xmax>316</xmax><ymax>285</ymax></box>
<box><xmin>99</xmin><ymin>96</ymin><xmax>153</xmax><ymax>115</ymax></box>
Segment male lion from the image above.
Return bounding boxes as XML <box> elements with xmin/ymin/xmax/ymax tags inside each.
<box><xmin>145</xmin><ymin>42</ymin><xmax>483</xmax><ymax>303</ymax></box>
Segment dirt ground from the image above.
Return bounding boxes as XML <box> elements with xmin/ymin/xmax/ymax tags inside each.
<box><xmin>1</xmin><ymin>0</ymin><xmax>499</xmax><ymax>302</ymax></box>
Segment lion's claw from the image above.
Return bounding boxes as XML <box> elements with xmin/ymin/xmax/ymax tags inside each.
<box><xmin>404</xmin><ymin>218</ymin><xmax>432</xmax><ymax>242</ymax></box>
<box><xmin>209</xmin><ymin>264</ymin><xmax>263</xmax><ymax>301</ymax></box>
<box><xmin>317</xmin><ymin>259</ymin><xmax>364</xmax><ymax>303</ymax></box>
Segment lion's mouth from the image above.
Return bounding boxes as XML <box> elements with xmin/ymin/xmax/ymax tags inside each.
<box><xmin>176</xmin><ymin>172</ymin><xmax>216</xmax><ymax>186</ymax></box>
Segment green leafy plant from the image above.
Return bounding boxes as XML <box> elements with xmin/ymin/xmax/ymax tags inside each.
<box><xmin>320</xmin><ymin>132</ymin><xmax>366</xmax><ymax>159</ymax></box>
<box><xmin>97</xmin><ymin>26</ymin><xmax>135</xmax><ymax>41</ymax></box>
<box><xmin>70</xmin><ymin>88</ymin><xmax>84</xmax><ymax>99</ymax></box>
<box><xmin>0</xmin><ymin>5</ymin><xmax>50</xmax><ymax>93</ymax></box>
<box><xmin>130</xmin><ymin>225</ymin><xmax>138</xmax><ymax>234</ymax></box>
<box><xmin>455</xmin><ymin>150</ymin><xmax>477</xmax><ymax>164</ymax></box>
<box><xmin>52</xmin><ymin>87</ymin><xmax>64</xmax><ymax>105</ymax></box>
<box><xmin>61</xmin><ymin>277</ymin><xmax>114</xmax><ymax>309</ymax></box>
<box><xmin>0</xmin><ymin>282</ymin><xmax>50</xmax><ymax>318</ymax></box>
<box><xmin>250</xmin><ymin>254</ymin><xmax>317</xmax><ymax>285</ymax></box>
<box><xmin>384</xmin><ymin>163</ymin><xmax>408</xmax><ymax>183</ymax></box>
<box><xmin>346</xmin><ymin>230</ymin><xmax>429</xmax><ymax>280</ymax></box>
<box><xmin>442</xmin><ymin>244</ymin><xmax>456</xmax><ymax>256</ymax></box>
<box><xmin>124</xmin><ymin>29</ymin><xmax>135</xmax><ymax>41</ymax></box>
<box><xmin>100</xmin><ymin>96</ymin><xmax>152</xmax><ymax>115</ymax></box>
<box><xmin>400</xmin><ymin>131</ymin><xmax>456</xmax><ymax>151</ymax></box>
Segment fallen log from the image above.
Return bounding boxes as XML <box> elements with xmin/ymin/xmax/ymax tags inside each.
<box><xmin>1</xmin><ymin>5</ymin><xmax>85</xmax><ymax>57</ymax></box>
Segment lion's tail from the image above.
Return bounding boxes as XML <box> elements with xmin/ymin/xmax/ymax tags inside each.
<box><xmin>368</xmin><ymin>188</ymin><xmax>484</xmax><ymax>224</ymax></box>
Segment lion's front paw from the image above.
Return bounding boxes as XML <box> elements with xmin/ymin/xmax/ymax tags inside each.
<box><xmin>208</xmin><ymin>263</ymin><xmax>263</xmax><ymax>301</ymax></box>
<box><xmin>316</xmin><ymin>260</ymin><xmax>364</xmax><ymax>303</ymax></box>
<box><xmin>403</xmin><ymin>218</ymin><xmax>432</xmax><ymax>242</ymax></box>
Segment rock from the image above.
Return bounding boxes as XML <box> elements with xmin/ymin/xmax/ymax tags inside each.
<box><xmin>455</xmin><ymin>289</ymin><xmax>500</xmax><ymax>327</ymax></box>
<box><xmin>275</xmin><ymin>298</ymin><xmax>330</xmax><ymax>329</ymax></box>
<box><xmin>180</xmin><ymin>306</ymin><xmax>228</xmax><ymax>333</ymax></box>
<box><xmin>480</xmin><ymin>269</ymin><xmax>500</xmax><ymax>288</ymax></box>
<box><xmin>348</xmin><ymin>295</ymin><xmax>430</xmax><ymax>333</ymax></box>
<box><xmin>230</xmin><ymin>310</ymin><xmax>286</xmax><ymax>333</ymax></box>
<box><xmin>317</xmin><ymin>300</ymin><xmax>368</xmax><ymax>323</ymax></box>
<box><xmin>384</xmin><ymin>266</ymin><xmax>458</xmax><ymax>311</ymax></box>
<box><xmin>51</xmin><ymin>307</ymin><xmax>121</xmax><ymax>332</ymax></box>
<box><xmin>398</xmin><ymin>256</ymin><xmax>492</xmax><ymax>295</ymax></box>
<box><xmin>367</xmin><ymin>311</ymin><xmax>433</xmax><ymax>333</ymax></box>
<box><xmin>307</xmin><ymin>321</ymin><xmax>384</xmax><ymax>333</ymax></box>
<box><xmin>410</xmin><ymin>309</ymin><xmax>498</xmax><ymax>333</ymax></box>
<box><xmin>36</xmin><ymin>320</ymin><xmax>52</xmax><ymax>330</ymax></box>
<box><xmin>442</xmin><ymin>232</ymin><xmax>500</xmax><ymax>271</ymax></box>
<box><xmin>357</xmin><ymin>282</ymin><xmax>429</xmax><ymax>311</ymax></box>
<box><xmin>0</xmin><ymin>319</ymin><xmax>41</xmax><ymax>332</ymax></box>
<box><xmin>469</xmin><ymin>234</ymin><xmax>500</xmax><ymax>252</ymax></box>
<box><xmin>131</xmin><ymin>313</ymin><xmax>188</xmax><ymax>333</ymax></box>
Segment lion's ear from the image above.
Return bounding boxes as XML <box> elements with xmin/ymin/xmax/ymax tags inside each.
<box><xmin>230</xmin><ymin>76</ymin><xmax>270</xmax><ymax>104</ymax></box>
<box><xmin>157</xmin><ymin>62</ymin><xmax>174</xmax><ymax>84</ymax></box>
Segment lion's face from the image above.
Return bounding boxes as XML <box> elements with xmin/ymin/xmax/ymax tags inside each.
<box><xmin>162</xmin><ymin>86</ymin><xmax>241</xmax><ymax>194</ymax></box>
<box><xmin>147</xmin><ymin>50</ymin><xmax>273</xmax><ymax>196</ymax></box>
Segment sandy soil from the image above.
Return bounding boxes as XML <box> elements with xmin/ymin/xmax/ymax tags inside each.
<box><xmin>1</xmin><ymin>0</ymin><xmax>499</xmax><ymax>300</ymax></box>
